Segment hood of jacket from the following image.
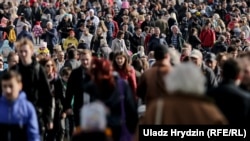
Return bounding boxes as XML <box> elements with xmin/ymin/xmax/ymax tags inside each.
<box><xmin>0</xmin><ymin>91</ymin><xmax>30</xmax><ymax>124</ymax></box>
<box><xmin>0</xmin><ymin>91</ymin><xmax>27</xmax><ymax>103</ymax></box>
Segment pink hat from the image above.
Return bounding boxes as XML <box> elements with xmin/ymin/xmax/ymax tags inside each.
<box><xmin>121</xmin><ymin>0</ymin><xmax>130</xmax><ymax>9</ymax></box>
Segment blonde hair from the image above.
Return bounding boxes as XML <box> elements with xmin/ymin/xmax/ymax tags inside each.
<box><xmin>98</xmin><ymin>20</ymin><xmax>108</xmax><ymax>32</ymax></box>
<box><xmin>138</xmin><ymin>15</ymin><xmax>145</xmax><ymax>21</ymax></box>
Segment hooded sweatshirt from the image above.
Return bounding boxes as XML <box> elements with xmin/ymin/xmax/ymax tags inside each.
<box><xmin>0</xmin><ymin>91</ymin><xmax>40</xmax><ymax>141</ymax></box>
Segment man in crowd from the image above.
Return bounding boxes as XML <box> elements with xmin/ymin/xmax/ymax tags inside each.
<box><xmin>208</xmin><ymin>59</ymin><xmax>250</xmax><ymax>125</ymax></box>
<box><xmin>190</xmin><ymin>49</ymin><xmax>218</xmax><ymax>90</ymax></box>
<box><xmin>64</xmin><ymin>49</ymin><xmax>92</xmax><ymax>128</ymax></box>
<box><xmin>137</xmin><ymin>44</ymin><xmax>171</xmax><ymax>106</ymax></box>
<box><xmin>11</xmin><ymin>38</ymin><xmax>53</xmax><ymax>140</ymax></box>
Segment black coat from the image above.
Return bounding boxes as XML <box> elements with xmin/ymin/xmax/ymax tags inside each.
<box><xmin>207</xmin><ymin>80</ymin><xmax>250</xmax><ymax>125</ymax></box>
<box><xmin>211</xmin><ymin>42</ymin><xmax>228</xmax><ymax>55</ymax></box>
<box><xmin>64</xmin><ymin>66</ymin><xmax>91</xmax><ymax>126</ymax></box>
<box><xmin>32</xmin><ymin>6</ymin><xmax>42</xmax><ymax>22</ymax></box>
<box><xmin>10</xmin><ymin>59</ymin><xmax>53</xmax><ymax>130</ymax></box>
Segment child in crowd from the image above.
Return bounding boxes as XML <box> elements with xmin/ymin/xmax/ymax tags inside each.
<box><xmin>32</xmin><ymin>21</ymin><xmax>43</xmax><ymax>45</ymax></box>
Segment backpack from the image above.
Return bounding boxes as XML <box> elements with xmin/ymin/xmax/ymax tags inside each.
<box><xmin>7</xmin><ymin>28</ymin><xmax>16</xmax><ymax>43</ymax></box>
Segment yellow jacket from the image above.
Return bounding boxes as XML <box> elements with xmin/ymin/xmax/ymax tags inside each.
<box><xmin>63</xmin><ymin>37</ymin><xmax>79</xmax><ymax>50</ymax></box>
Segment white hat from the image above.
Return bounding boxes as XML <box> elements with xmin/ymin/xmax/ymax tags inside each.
<box><xmin>190</xmin><ymin>49</ymin><xmax>203</xmax><ymax>59</ymax></box>
<box><xmin>41</xmin><ymin>41</ymin><xmax>47</xmax><ymax>47</ymax></box>
<box><xmin>80</xmin><ymin>101</ymin><xmax>107</xmax><ymax>131</ymax></box>
<box><xmin>89</xmin><ymin>9</ymin><xmax>94</xmax><ymax>13</ymax></box>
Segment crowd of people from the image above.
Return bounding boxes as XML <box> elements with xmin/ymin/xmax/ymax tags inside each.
<box><xmin>0</xmin><ymin>0</ymin><xmax>250</xmax><ymax>140</ymax></box>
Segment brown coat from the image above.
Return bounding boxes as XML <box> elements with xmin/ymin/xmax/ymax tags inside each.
<box><xmin>141</xmin><ymin>94</ymin><xmax>227</xmax><ymax>125</ymax></box>
<box><xmin>137</xmin><ymin>61</ymin><xmax>171</xmax><ymax>106</ymax></box>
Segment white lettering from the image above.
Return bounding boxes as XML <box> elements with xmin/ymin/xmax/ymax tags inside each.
<box><xmin>171</xmin><ymin>129</ymin><xmax>204</xmax><ymax>138</ymax></box>
<box><xmin>143</xmin><ymin>129</ymin><xmax>168</xmax><ymax>136</ymax></box>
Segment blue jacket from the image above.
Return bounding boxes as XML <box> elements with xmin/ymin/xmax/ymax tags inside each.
<box><xmin>17</xmin><ymin>30</ymin><xmax>34</xmax><ymax>43</ymax></box>
<box><xmin>0</xmin><ymin>91</ymin><xmax>40</xmax><ymax>141</ymax></box>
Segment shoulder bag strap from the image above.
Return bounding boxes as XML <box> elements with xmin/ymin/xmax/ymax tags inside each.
<box><xmin>154</xmin><ymin>99</ymin><xmax>164</xmax><ymax>125</ymax></box>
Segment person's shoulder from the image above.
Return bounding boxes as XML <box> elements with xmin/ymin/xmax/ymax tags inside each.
<box><xmin>71</xmin><ymin>66</ymin><xmax>83</xmax><ymax>73</ymax></box>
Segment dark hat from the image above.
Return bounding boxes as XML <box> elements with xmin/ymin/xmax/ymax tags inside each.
<box><xmin>154</xmin><ymin>44</ymin><xmax>169</xmax><ymax>61</ymax></box>
<box><xmin>205</xmin><ymin>53</ymin><xmax>216</xmax><ymax>62</ymax></box>
<box><xmin>78</xmin><ymin>43</ymin><xmax>90</xmax><ymax>50</ymax></box>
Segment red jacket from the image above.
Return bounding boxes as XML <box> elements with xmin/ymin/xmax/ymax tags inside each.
<box><xmin>112</xmin><ymin>20</ymin><xmax>119</xmax><ymax>38</ymax></box>
<box><xmin>116</xmin><ymin>67</ymin><xmax>137</xmax><ymax>98</ymax></box>
<box><xmin>199</xmin><ymin>29</ymin><xmax>216</xmax><ymax>47</ymax></box>
<box><xmin>144</xmin><ymin>34</ymin><xmax>152</xmax><ymax>53</ymax></box>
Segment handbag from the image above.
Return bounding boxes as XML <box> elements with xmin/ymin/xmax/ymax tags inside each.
<box><xmin>118</xmin><ymin>78</ymin><xmax>133</xmax><ymax>141</ymax></box>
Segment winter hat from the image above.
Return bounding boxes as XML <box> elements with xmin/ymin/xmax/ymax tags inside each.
<box><xmin>80</xmin><ymin>101</ymin><xmax>107</xmax><ymax>131</ymax></box>
<box><xmin>121</xmin><ymin>0</ymin><xmax>130</xmax><ymax>9</ymax></box>
<box><xmin>35</xmin><ymin>21</ymin><xmax>41</xmax><ymax>25</ymax></box>
<box><xmin>38</xmin><ymin>42</ymin><xmax>49</xmax><ymax>54</ymax></box>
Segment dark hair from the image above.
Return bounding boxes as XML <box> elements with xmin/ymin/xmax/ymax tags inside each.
<box><xmin>22</xmin><ymin>25</ymin><xmax>28</xmax><ymax>30</ymax></box>
<box><xmin>109</xmin><ymin>52</ymin><xmax>114</xmax><ymax>62</ymax></box>
<box><xmin>222</xmin><ymin>58</ymin><xmax>241</xmax><ymax>81</ymax></box>
<box><xmin>7</xmin><ymin>52</ymin><xmax>17</xmax><ymax>62</ymax></box>
<box><xmin>227</xmin><ymin>46</ymin><xmax>238</xmax><ymax>53</ymax></box>
<box><xmin>134</xmin><ymin>26</ymin><xmax>141</xmax><ymax>31</ymax></box>
<box><xmin>1</xmin><ymin>70</ymin><xmax>22</xmax><ymax>83</ymax></box>
<box><xmin>117</xmin><ymin>30</ymin><xmax>124</xmax><ymax>39</ymax></box>
<box><xmin>132</xmin><ymin>58</ymin><xmax>143</xmax><ymax>72</ymax></box>
<box><xmin>154</xmin><ymin>44</ymin><xmax>169</xmax><ymax>61</ymax></box>
<box><xmin>67</xmin><ymin>49</ymin><xmax>78</xmax><ymax>59</ymax></box>
<box><xmin>113</xmin><ymin>51</ymin><xmax>131</xmax><ymax>75</ymax></box>
<box><xmin>39</xmin><ymin>58</ymin><xmax>57</xmax><ymax>73</ymax></box>
<box><xmin>60</xmin><ymin>66</ymin><xmax>72</xmax><ymax>76</ymax></box>
<box><xmin>191</xmin><ymin>28</ymin><xmax>198</xmax><ymax>34</ymax></box>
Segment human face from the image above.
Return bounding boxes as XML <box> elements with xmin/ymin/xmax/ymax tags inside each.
<box><xmin>80</xmin><ymin>53</ymin><xmax>92</xmax><ymax>69</ymax></box>
<box><xmin>8</xmin><ymin>55</ymin><xmax>19</xmax><ymax>68</ymax></box>
<box><xmin>122</xmin><ymin>25</ymin><xmax>128</xmax><ymax>31</ymax></box>
<box><xmin>190</xmin><ymin>57</ymin><xmax>202</xmax><ymax>67</ymax></box>
<box><xmin>155</xmin><ymin>28</ymin><xmax>160</xmax><ymax>36</ymax></box>
<box><xmin>2</xmin><ymin>78</ymin><xmax>22</xmax><ymax>101</ymax></box>
<box><xmin>136</xmin><ymin>29</ymin><xmax>142</xmax><ymax>35</ymax></box>
<box><xmin>218</xmin><ymin>56</ymin><xmax>227</xmax><ymax>68</ymax></box>
<box><xmin>115</xmin><ymin>55</ymin><xmax>125</xmax><ymax>67</ymax></box>
<box><xmin>45</xmin><ymin>61</ymin><xmax>54</xmax><ymax>75</ymax></box>
<box><xmin>205</xmin><ymin>60</ymin><xmax>217</xmax><ymax>70</ymax></box>
<box><xmin>18</xmin><ymin>45</ymin><xmax>33</xmax><ymax>65</ymax></box>
<box><xmin>231</xmin><ymin>51</ymin><xmax>238</xmax><ymax>58</ymax></box>
<box><xmin>97</xmin><ymin>28</ymin><xmax>102</xmax><ymax>35</ymax></box>
<box><xmin>172</xmin><ymin>26</ymin><xmax>178</xmax><ymax>34</ymax></box>
<box><xmin>69</xmin><ymin>32</ymin><xmax>75</xmax><ymax>37</ymax></box>
<box><xmin>57</xmin><ymin>52</ymin><xmax>64</xmax><ymax>61</ymax></box>
<box><xmin>62</xmin><ymin>74</ymin><xmax>70</xmax><ymax>82</ymax></box>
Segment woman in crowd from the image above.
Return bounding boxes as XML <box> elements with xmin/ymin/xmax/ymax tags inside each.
<box><xmin>84</xmin><ymin>58</ymin><xmax>138</xmax><ymax>141</ymax></box>
<box><xmin>39</xmin><ymin>58</ymin><xmax>66</xmax><ymax>141</ymax></box>
<box><xmin>57</xmin><ymin>15</ymin><xmax>74</xmax><ymax>39</ymax></box>
<box><xmin>91</xmin><ymin>27</ymin><xmax>106</xmax><ymax>53</ymax></box>
<box><xmin>113</xmin><ymin>51</ymin><xmax>137</xmax><ymax>98</ymax></box>
<box><xmin>97</xmin><ymin>20</ymin><xmax>108</xmax><ymax>39</ymax></box>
